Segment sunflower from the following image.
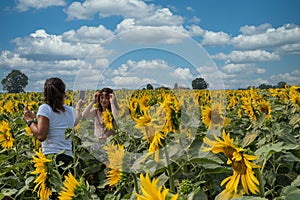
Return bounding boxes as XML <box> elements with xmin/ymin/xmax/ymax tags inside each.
<box><xmin>104</xmin><ymin>143</ymin><xmax>125</xmax><ymax>186</ymax></box>
<box><xmin>241</xmin><ymin>97</ymin><xmax>257</xmax><ymax>121</ymax></box>
<box><xmin>25</xmin><ymin>126</ymin><xmax>40</xmax><ymax>147</ymax></box>
<box><xmin>3</xmin><ymin>100</ymin><xmax>14</xmax><ymax>114</ymax></box>
<box><xmin>134</xmin><ymin>109</ymin><xmax>166</xmax><ymax>162</ymax></box>
<box><xmin>58</xmin><ymin>172</ymin><xmax>81</xmax><ymax>200</ymax></box>
<box><xmin>133</xmin><ymin>111</ymin><xmax>152</xmax><ymax>128</ymax></box>
<box><xmin>203</xmin><ymin>130</ymin><xmax>260</xmax><ymax>196</ymax></box>
<box><xmin>24</xmin><ymin>126</ymin><xmax>32</xmax><ymax>135</ymax></box>
<box><xmin>139</xmin><ymin>95</ymin><xmax>151</xmax><ymax>111</ymax></box>
<box><xmin>289</xmin><ymin>85</ymin><xmax>300</xmax><ymax>107</ymax></box>
<box><xmin>221</xmin><ymin>152</ymin><xmax>260</xmax><ymax>195</ymax></box>
<box><xmin>103</xmin><ymin>109</ymin><xmax>114</xmax><ymax>130</ymax></box>
<box><xmin>227</xmin><ymin>96</ymin><xmax>238</xmax><ymax>111</ymax></box>
<box><xmin>203</xmin><ymin>130</ymin><xmax>243</xmax><ymax>163</ymax></box>
<box><xmin>201</xmin><ymin>104</ymin><xmax>228</xmax><ymax>129</ymax></box>
<box><xmin>136</xmin><ymin>173</ymin><xmax>178</xmax><ymax>200</ymax></box>
<box><xmin>258</xmin><ymin>100</ymin><xmax>272</xmax><ymax>119</ymax></box>
<box><xmin>215</xmin><ymin>188</ymin><xmax>244</xmax><ymax>200</ymax></box>
<box><xmin>148</xmin><ymin>131</ymin><xmax>166</xmax><ymax>162</ymax></box>
<box><xmin>0</xmin><ymin>121</ymin><xmax>14</xmax><ymax>149</ymax></box>
<box><xmin>31</xmin><ymin>148</ymin><xmax>52</xmax><ymax>200</ymax></box>
<box><xmin>237</xmin><ymin>108</ymin><xmax>243</xmax><ymax>118</ymax></box>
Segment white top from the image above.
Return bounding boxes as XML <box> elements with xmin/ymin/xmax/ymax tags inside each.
<box><xmin>37</xmin><ymin>104</ymin><xmax>75</xmax><ymax>157</ymax></box>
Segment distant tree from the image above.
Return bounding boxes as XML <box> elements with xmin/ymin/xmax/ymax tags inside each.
<box><xmin>1</xmin><ymin>69</ymin><xmax>28</xmax><ymax>93</ymax></box>
<box><xmin>156</xmin><ymin>86</ymin><xmax>170</xmax><ymax>90</ymax></box>
<box><xmin>192</xmin><ymin>77</ymin><xmax>209</xmax><ymax>90</ymax></box>
<box><xmin>174</xmin><ymin>82</ymin><xmax>178</xmax><ymax>89</ymax></box>
<box><xmin>276</xmin><ymin>81</ymin><xmax>287</xmax><ymax>88</ymax></box>
<box><xmin>146</xmin><ymin>83</ymin><xmax>153</xmax><ymax>90</ymax></box>
<box><xmin>258</xmin><ymin>83</ymin><xmax>273</xmax><ymax>89</ymax></box>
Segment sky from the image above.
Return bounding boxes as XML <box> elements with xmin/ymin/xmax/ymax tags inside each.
<box><xmin>0</xmin><ymin>0</ymin><xmax>300</xmax><ymax>92</ymax></box>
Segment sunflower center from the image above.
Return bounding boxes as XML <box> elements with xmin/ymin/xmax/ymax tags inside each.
<box><xmin>223</xmin><ymin>147</ymin><xmax>236</xmax><ymax>159</ymax></box>
<box><xmin>295</xmin><ymin>97</ymin><xmax>300</xmax><ymax>107</ymax></box>
<box><xmin>232</xmin><ymin>160</ymin><xmax>247</xmax><ymax>174</ymax></box>
<box><xmin>4</xmin><ymin>133</ymin><xmax>11</xmax><ymax>141</ymax></box>
<box><xmin>210</xmin><ymin>110</ymin><xmax>223</xmax><ymax>124</ymax></box>
<box><xmin>259</xmin><ymin>105</ymin><xmax>269</xmax><ymax>114</ymax></box>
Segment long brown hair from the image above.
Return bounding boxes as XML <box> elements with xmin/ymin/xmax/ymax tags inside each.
<box><xmin>97</xmin><ymin>87</ymin><xmax>113</xmax><ymax>112</ymax></box>
<box><xmin>44</xmin><ymin>77</ymin><xmax>66</xmax><ymax>113</ymax></box>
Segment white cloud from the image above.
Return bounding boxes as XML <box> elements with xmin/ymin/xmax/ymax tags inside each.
<box><xmin>64</xmin><ymin>0</ymin><xmax>186</xmax><ymax>46</ymax></box>
<box><xmin>275</xmin><ymin>43</ymin><xmax>300</xmax><ymax>54</ymax></box>
<box><xmin>132</xmin><ymin>59</ymin><xmax>169</xmax><ymax>70</ymax></box>
<box><xmin>189</xmin><ymin>24</ymin><xmax>300</xmax><ymax>55</ymax></box>
<box><xmin>253</xmin><ymin>78</ymin><xmax>270</xmax><ymax>86</ymax></box>
<box><xmin>187</xmin><ymin>25</ymin><xmax>204</xmax><ymax>36</ymax></box>
<box><xmin>65</xmin><ymin>0</ymin><xmax>153</xmax><ymax>20</ymax></box>
<box><xmin>256</xmin><ymin>68</ymin><xmax>266</xmax><ymax>74</ymax></box>
<box><xmin>196</xmin><ymin>65</ymin><xmax>226</xmax><ymax>89</ymax></box>
<box><xmin>188</xmin><ymin>16</ymin><xmax>201</xmax><ymax>24</ymax></box>
<box><xmin>0</xmin><ymin>50</ymin><xmax>86</xmax><ymax>91</ymax></box>
<box><xmin>112</xmin><ymin>64</ymin><xmax>129</xmax><ymax>76</ymax></box>
<box><xmin>113</xmin><ymin>59</ymin><xmax>169</xmax><ymax>76</ymax></box>
<box><xmin>221</xmin><ymin>63</ymin><xmax>249</xmax><ymax>73</ymax></box>
<box><xmin>116</xmin><ymin>21</ymin><xmax>188</xmax><ymax>44</ymax></box>
<box><xmin>232</xmin><ymin>24</ymin><xmax>300</xmax><ymax>51</ymax></box>
<box><xmin>201</xmin><ymin>30</ymin><xmax>230</xmax><ymax>46</ymax></box>
<box><xmin>65</xmin><ymin>0</ymin><xmax>183</xmax><ymax>27</ymax></box>
<box><xmin>221</xmin><ymin>63</ymin><xmax>265</xmax><ymax>75</ymax></box>
<box><xmin>170</xmin><ymin>67</ymin><xmax>194</xmax><ymax>80</ymax></box>
<box><xmin>270</xmin><ymin>69</ymin><xmax>300</xmax><ymax>85</ymax></box>
<box><xmin>12</xmin><ymin>29</ymin><xmax>108</xmax><ymax>60</ymax></box>
<box><xmin>106</xmin><ymin>59</ymin><xmax>199</xmax><ymax>89</ymax></box>
<box><xmin>186</xmin><ymin>6</ymin><xmax>194</xmax><ymax>12</ymax></box>
<box><xmin>212</xmin><ymin>50</ymin><xmax>280</xmax><ymax>63</ymax></box>
<box><xmin>239</xmin><ymin>23</ymin><xmax>272</xmax><ymax>35</ymax></box>
<box><xmin>0</xmin><ymin>50</ymin><xmax>81</xmax><ymax>71</ymax></box>
<box><xmin>16</xmin><ymin>0</ymin><xmax>65</xmax><ymax>11</ymax></box>
<box><xmin>187</xmin><ymin>25</ymin><xmax>231</xmax><ymax>45</ymax></box>
<box><xmin>136</xmin><ymin>8</ymin><xmax>183</xmax><ymax>26</ymax></box>
<box><xmin>62</xmin><ymin>25</ymin><xmax>114</xmax><ymax>44</ymax></box>
<box><xmin>112</xmin><ymin>76</ymin><xmax>156</xmax><ymax>88</ymax></box>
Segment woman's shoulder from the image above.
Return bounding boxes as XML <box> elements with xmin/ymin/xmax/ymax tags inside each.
<box><xmin>64</xmin><ymin>104</ymin><xmax>75</xmax><ymax>111</ymax></box>
<box><xmin>37</xmin><ymin>104</ymin><xmax>52</xmax><ymax>116</ymax></box>
<box><xmin>39</xmin><ymin>103</ymin><xmax>51</xmax><ymax>110</ymax></box>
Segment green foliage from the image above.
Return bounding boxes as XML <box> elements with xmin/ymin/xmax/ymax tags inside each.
<box><xmin>191</xmin><ymin>77</ymin><xmax>209</xmax><ymax>90</ymax></box>
<box><xmin>0</xmin><ymin>88</ymin><xmax>299</xmax><ymax>199</ymax></box>
<box><xmin>1</xmin><ymin>69</ymin><xmax>28</xmax><ymax>93</ymax></box>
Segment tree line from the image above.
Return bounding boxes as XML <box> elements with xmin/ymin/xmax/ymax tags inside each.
<box><xmin>0</xmin><ymin>69</ymin><xmax>291</xmax><ymax>93</ymax></box>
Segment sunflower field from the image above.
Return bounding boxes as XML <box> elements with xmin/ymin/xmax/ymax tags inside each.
<box><xmin>0</xmin><ymin>86</ymin><xmax>300</xmax><ymax>200</ymax></box>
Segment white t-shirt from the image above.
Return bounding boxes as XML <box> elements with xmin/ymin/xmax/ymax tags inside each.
<box><xmin>37</xmin><ymin>104</ymin><xmax>75</xmax><ymax>157</ymax></box>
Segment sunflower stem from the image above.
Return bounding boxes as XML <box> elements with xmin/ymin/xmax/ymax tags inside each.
<box><xmin>72</xmin><ymin>131</ymin><xmax>77</xmax><ymax>177</ymax></box>
<box><xmin>132</xmin><ymin>173</ymin><xmax>139</xmax><ymax>194</ymax></box>
<box><xmin>164</xmin><ymin>147</ymin><xmax>175</xmax><ymax>193</ymax></box>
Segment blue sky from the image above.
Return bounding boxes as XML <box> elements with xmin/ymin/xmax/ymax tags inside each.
<box><xmin>1</xmin><ymin>0</ymin><xmax>300</xmax><ymax>91</ymax></box>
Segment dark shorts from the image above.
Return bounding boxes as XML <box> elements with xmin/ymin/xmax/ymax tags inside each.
<box><xmin>55</xmin><ymin>154</ymin><xmax>74</xmax><ymax>176</ymax></box>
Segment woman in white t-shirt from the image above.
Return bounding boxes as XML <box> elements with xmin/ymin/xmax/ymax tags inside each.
<box><xmin>23</xmin><ymin>77</ymin><xmax>85</xmax><ymax>175</ymax></box>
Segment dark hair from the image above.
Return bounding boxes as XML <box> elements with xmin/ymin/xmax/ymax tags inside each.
<box><xmin>44</xmin><ymin>77</ymin><xmax>66</xmax><ymax>113</ymax></box>
<box><xmin>97</xmin><ymin>87</ymin><xmax>113</xmax><ymax>112</ymax></box>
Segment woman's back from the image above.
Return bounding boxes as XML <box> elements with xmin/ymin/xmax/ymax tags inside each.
<box><xmin>37</xmin><ymin>103</ymin><xmax>75</xmax><ymax>157</ymax></box>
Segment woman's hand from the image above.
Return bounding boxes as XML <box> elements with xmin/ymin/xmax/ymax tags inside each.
<box><xmin>23</xmin><ymin>105</ymin><xmax>35</xmax><ymax>122</ymax></box>
<box><xmin>109</xmin><ymin>93</ymin><xmax>116</xmax><ymax>104</ymax></box>
<box><xmin>76</xmin><ymin>99</ymin><xmax>87</xmax><ymax>109</ymax></box>
<box><xmin>93</xmin><ymin>92</ymin><xmax>100</xmax><ymax>102</ymax></box>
